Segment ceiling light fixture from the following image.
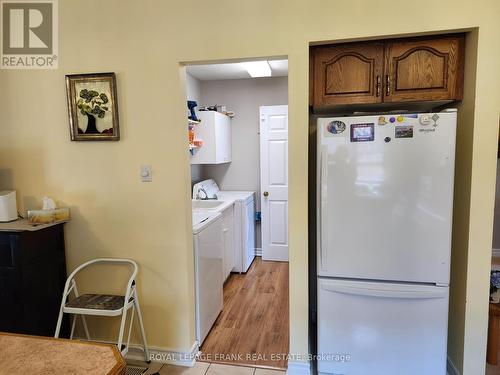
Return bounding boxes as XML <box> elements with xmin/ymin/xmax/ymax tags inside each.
<box><xmin>243</xmin><ymin>61</ymin><xmax>272</xmax><ymax>78</ymax></box>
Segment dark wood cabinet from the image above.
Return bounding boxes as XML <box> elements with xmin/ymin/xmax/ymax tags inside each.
<box><xmin>311</xmin><ymin>34</ymin><xmax>465</xmax><ymax>108</ymax></box>
<box><xmin>384</xmin><ymin>35</ymin><xmax>464</xmax><ymax>102</ymax></box>
<box><xmin>0</xmin><ymin>223</ymin><xmax>69</xmax><ymax>337</ymax></box>
<box><xmin>313</xmin><ymin>42</ymin><xmax>384</xmax><ymax>106</ymax></box>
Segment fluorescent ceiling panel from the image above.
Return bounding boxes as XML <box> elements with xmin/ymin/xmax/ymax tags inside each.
<box><xmin>187</xmin><ymin>59</ymin><xmax>288</xmax><ymax>80</ymax></box>
<box><xmin>243</xmin><ymin>61</ymin><xmax>272</xmax><ymax>77</ymax></box>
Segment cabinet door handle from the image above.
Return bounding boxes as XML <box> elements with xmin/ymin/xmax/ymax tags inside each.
<box><xmin>385</xmin><ymin>74</ymin><xmax>391</xmax><ymax>96</ymax></box>
<box><xmin>263</xmin><ymin>191</ymin><xmax>269</xmax><ymax>197</ymax></box>
<box><xmin>376</xmin><ymin>75</ymin><xmax>381</xmax><ymax>97</ymax></box>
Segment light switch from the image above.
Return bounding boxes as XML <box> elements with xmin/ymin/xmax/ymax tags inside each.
<box><xmin>140</xmin><ymin>165</ymin><xmax>152</xmax><ymax>182</ymax></box>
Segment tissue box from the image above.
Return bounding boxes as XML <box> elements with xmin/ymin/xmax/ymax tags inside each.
<box><xmin>27</xmin><ymin>208</ymin><xmax>70</xmax><ymax>224</ymax></box>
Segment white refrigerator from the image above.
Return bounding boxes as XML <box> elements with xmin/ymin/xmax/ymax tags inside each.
<box><xmin>316</xmin><ymin>111</ymin><xmax>457</xmax><ymax>375</ymax></box>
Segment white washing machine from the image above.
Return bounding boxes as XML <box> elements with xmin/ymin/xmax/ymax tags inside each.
<box><xmin>193</xmin><ymin>179</ymin><xmax>255</xmax><ymax>273</ymax></box>
<box><xmin>192</xmin><ymin>211</ymin><xmax>223</xmax><ymax>345</ymax></box>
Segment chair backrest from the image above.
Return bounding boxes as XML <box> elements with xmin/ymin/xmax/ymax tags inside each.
<box><xmin>64</xmin><ymin>258</ymin><xmax>138</xmax><ymax>301</ymax></box>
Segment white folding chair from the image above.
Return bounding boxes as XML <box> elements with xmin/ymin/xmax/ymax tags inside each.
<box><xmin>54</xmin><ymin>258</ymin><xmax>150</xmax><ymax>361</ymax></box>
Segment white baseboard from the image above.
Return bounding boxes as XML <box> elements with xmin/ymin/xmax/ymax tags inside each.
<box><xmin>447</xmin><ymin>356</ymin><xmax>461</xmax><ymax>375</ymax></box>
<box><xmin>286</xmin><ymin>360</ymin><xmax>311</xmax><ymax>375</ymax></box>
<box><xmin>90</xmin><ymin>338</ymin><xmax>199</xmax><ymax>367</ymax></box>
<box><xmin>255</xmin><ymin>248</ymin><xmax>262</xmax><ymax>256</ymax></box>
<box><xmin>128</xmin><ymin>341</ymin><xmax>199</xmax><ymax>367</ymax></box>
<box><xmin>492</xmin><ymin>248</ymin><xmax>500</xmax><ymax>258</ymax></box>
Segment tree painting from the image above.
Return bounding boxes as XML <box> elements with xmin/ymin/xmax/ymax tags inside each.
<box><xmin>76</xmin><ymin>89</ymin><xmax>112</xmax><ymax>134</ymax></box>
<box><xmin>66</xmin><ymin>73</ymin><xmax>120</xmax><ymax>141</ymax></box>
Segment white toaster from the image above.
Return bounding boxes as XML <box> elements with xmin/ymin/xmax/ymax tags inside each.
<box><xmin>0</xmin><ymin>191</ymin><xmax>18</xmax><ymax>222</ymax></box>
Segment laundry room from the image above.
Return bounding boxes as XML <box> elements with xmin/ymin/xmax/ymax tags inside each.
<box><xmin>185</xmin><ymin>59</ymin><xmax>290</xmax><ymax>368</ymax></box>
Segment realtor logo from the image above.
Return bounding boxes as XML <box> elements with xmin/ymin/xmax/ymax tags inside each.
<box><xmin>1</xmin><ymin>0</ymin><xmax>58</xmax><ymax>69</ymax></box>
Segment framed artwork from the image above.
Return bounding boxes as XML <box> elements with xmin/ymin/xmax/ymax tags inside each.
<box><xmin>65</xmin><ymin>72</ymin><xmax>120</xmax><ymax>141</ymax></box>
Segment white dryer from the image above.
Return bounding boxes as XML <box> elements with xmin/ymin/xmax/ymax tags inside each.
<box><xmin>193</xmin><ymin>179</ymin><xmax>256</xmax><ymax>273</ymax></box>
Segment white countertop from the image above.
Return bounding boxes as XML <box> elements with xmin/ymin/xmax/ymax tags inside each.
<box><xmin>0</xmin><ymin>219</ymin><xmax>67</xmax><ymax>232</ymax></box>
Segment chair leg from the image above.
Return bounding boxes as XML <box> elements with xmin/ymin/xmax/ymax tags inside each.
<box><xmin>134</xmin><ymin>289</ymin><xmax>150</xmax><ymax>361</ymax></box>
<box><xmin>81</xmin><ymin>315</ymin><xmax>91</xmax><ymax>340</ymax></box>
<box><xmin>121</xmin><ymin>305</ymin><xmax>135</xmax><ymax>357</ymax></box>
<box><xmin>54</xmin><ymin>308</ymin><xmax>65</xmax><ymax>338</ymax></box>
<box><xmin>117</xmin><ymin>307</ymin><xmax>129</xmax><ymax>355</ymax></box>
<box><xmin>70</xmin><ymin>315</ymin><xmax>77</xmax><ymax>339</ymax></box>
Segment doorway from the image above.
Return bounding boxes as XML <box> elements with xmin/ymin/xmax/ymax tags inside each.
<box><xmin>184</xmin><ymin>58</ymin><xmax>290</xmax><ymax>369</ymax></box>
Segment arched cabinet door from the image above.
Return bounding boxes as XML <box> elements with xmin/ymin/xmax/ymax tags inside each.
<box><xmin>383</xmin><ymin>35</ymin><xmax>464</xmax><ymax>102</ymax></box>
<box><xmin>313</xmin><ymin>42</ymin><xmax>384</xmax><ymax>106</ymax></box>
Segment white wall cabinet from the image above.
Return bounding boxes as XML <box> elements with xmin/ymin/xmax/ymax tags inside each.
<box><xmin>191</xmin><ymin>111</ymin><xmax>231</xmax><ymax>164</ymax></box>
<box><xmin>221</xmin><ymin>204</ymin><xmax>235</xmax><ymax>281</ymax></box>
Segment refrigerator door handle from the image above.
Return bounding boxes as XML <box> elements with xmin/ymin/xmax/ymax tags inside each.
<box><xmin>319</xmin><ymin>146</ymin><xmax>329</xmax><ymax>272</ymax></box>
<box><xmin>321</xmin><ymin>282</ymin><xmax>448</xmax><ymax>299</ymax></box>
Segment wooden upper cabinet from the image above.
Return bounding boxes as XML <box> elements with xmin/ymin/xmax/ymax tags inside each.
<box><xmin>383</xmin><ymin>35</ymin><xmax>464</xmax><ymax>102</ymax></box>
<box><xmin>311</xmin><ymin>34</ymin><xmax>465</xmax><ymax>107</ymax></box>
<box><xmin>313</xmin><ymin>43</ymin><xmax>384</xmax><ymax>106</ymax></box>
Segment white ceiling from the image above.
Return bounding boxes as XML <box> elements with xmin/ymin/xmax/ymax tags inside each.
<box><xmin>186</xmin><ymin>60</ymin><xmax>288</xmax><ymax>81</ymax></box>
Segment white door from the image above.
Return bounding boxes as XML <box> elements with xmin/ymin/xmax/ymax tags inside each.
<box><xmin>260</xmin><ymin>105</ymin><xmax>288</xmax><ymax>261</ymax></box>
<box><xmin>317</xmin><ymin>278</ymin><xmax>449</xmax><ymax>375</ymax></box>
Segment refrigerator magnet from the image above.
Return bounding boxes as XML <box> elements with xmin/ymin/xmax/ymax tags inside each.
<box><xmin>350</xmin><ymin>123</ymin><xmax>374</xmax><ymax>142</ymax></box>
<box><xmin>395</xmin><ymin>126</ymin><xmax>414</xmax><ymax>138</ymax></box>
<box><xmin>326</xmin><ymin>120</ymin><xmax>346</xmax><ymax>135</ymax></box>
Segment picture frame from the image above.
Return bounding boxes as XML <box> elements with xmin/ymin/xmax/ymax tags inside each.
<box><xmin>65</xmin><ymin>72</ymin><xmax>120</xmax><ymax>141</ymax></box>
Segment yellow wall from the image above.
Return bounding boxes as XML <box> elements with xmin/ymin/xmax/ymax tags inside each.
<box><xmin>448</xmin><ymin>30</ymin><xmax>478</xmax><ymax>371</ymax></box>
<box><xmin>1</xmin><ymin>1</ymin><xmax>499</xmax><ymax>373</ymax></box>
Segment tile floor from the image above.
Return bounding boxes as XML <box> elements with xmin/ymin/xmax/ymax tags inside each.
<box><xmin>129</xmin><ymin>360</ymin><xmax>285</xmax><ymax>375</ymax></box>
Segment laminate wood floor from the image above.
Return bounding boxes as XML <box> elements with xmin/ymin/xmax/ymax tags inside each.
<box><xmin>200</xmin><ymin>257</ymin><xmax>289</xmax><ymax>369</ymax></box>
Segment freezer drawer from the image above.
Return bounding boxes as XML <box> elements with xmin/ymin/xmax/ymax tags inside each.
<box><xmin>318</xmin><ymin>278</ymin><xmax>448</xmax><ymax>375</ymax></box>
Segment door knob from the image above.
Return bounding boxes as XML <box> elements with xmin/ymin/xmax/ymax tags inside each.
<box><xmin>263</xmin><ymin>191</ymin><xmax>269</xmax><ymax>197</ymax></box>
